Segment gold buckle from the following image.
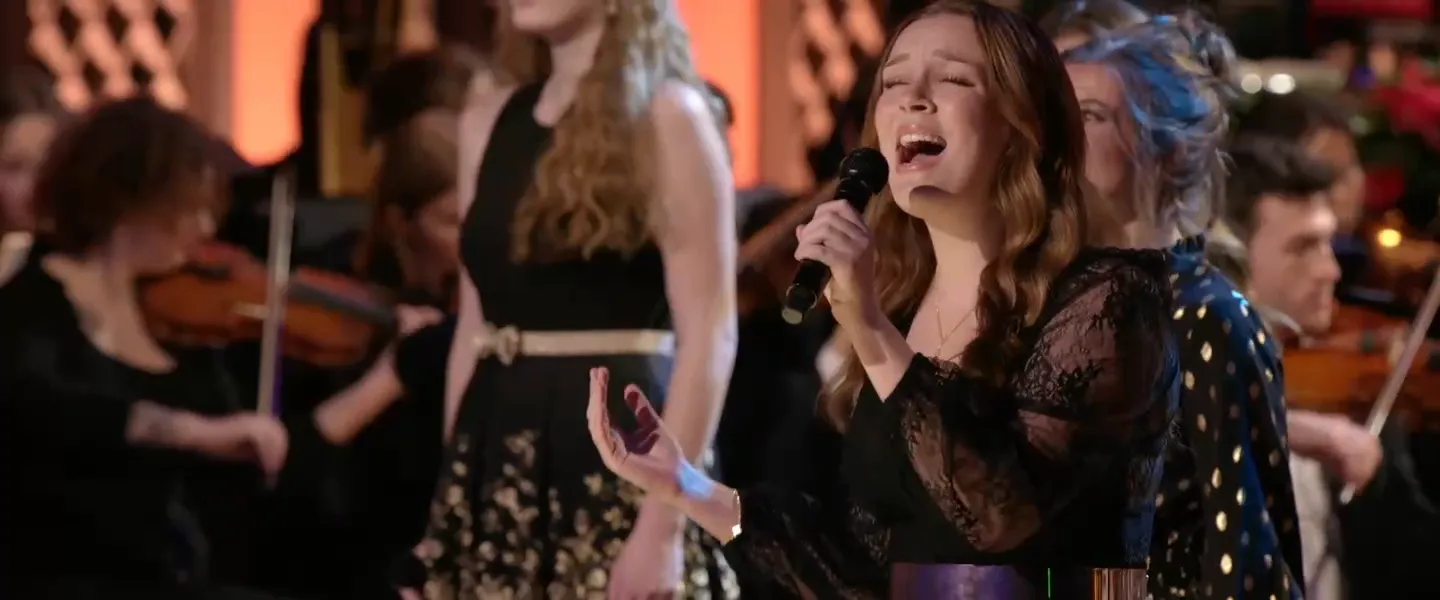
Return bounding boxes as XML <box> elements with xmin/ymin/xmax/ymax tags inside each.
<box><xmin>473</xmin><ymin>323</ymin><xmax>521</xmax><ymax>365</ymax></box>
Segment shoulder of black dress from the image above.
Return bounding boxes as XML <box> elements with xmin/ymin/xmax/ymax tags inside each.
<box><xmin>0</xmin><ymin>256</ymin><xmax>74</xmax><ymax>321</ymax></box>
<box><xmin>1050</xmin><ymin>246</ymin><xmax>1172</xmax><ymax>310</ymax></box>
<box><xmin>1071</xmin><ymin>246</ymin><xmax>1171</xmax><ymax>284</ymax></box>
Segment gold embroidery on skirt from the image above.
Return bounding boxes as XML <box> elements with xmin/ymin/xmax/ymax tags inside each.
<box><xmin>417</xmin><ymin>430</ymin><xmax>739</xmax><ymax>599</ymax></box>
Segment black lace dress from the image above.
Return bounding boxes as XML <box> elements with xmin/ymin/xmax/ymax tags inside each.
<box><xmin>1147</xmin><ymin>236</ymin><xmax>1304</xmax><ymax>599</ymax></box>
<box><xmin>723</xmin><ymin>248</ymin><xmax>1179</xmax><ymax>599</ymax></box>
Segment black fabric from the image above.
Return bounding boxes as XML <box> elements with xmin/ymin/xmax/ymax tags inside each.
<box><xmin>724</xmin><ymin>247</ymin><xmax>1178</xmax><ymax>598</ymax></box>
<box><xmin>1148</xmin><ymin>236</ymin><xmax>1305</xmax><ymax>600</ymax></box>
<box><xmin>414</xmin><ymin>82</ymin><xmax>734</xmax><ymax>597</ymax></box>
<box><xmin>0</xmin><ymin>247</ymin><xmax>295</xmax><ymax>599</ymax></box>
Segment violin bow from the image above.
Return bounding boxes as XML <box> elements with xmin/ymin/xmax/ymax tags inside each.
<box><xmin>1339</xmin><ymin>263</ymin><xmax>1440</xmax><ymax>504</ymax></box>
<box><xmin>256</xmin><ymin>170</ymin><xmax>297</xmax><ymax>417</ymax></box>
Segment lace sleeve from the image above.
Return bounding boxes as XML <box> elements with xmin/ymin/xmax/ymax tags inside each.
<box><xmin>879</xmin><ymin>262</ymin><xmax>1175</xmax><ymax>553</ymax></box>
<box><xmin>722</xmin><ymin>423</ymin><xmax>891</xmax><ymax>599</ymax></box>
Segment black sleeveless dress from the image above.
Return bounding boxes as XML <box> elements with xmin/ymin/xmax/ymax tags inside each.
<box><xmin>414</xmin><ymin>84</ymin><xmax>738</xmax><ymax>598</ymax></box>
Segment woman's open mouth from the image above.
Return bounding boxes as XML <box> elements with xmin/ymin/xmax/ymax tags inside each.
<box><xmin>897</xmin><ymin>133</ymin><xmax>947</xmax><ymax>170</ymax></box>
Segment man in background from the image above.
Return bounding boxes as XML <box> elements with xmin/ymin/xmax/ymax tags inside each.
<box><xmin>1218</xmin><ymin>137</ymin><xmax>1439</xmax><ymax>600</ymax></box>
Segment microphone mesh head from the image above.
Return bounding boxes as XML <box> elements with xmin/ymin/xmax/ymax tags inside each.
<box><xmin>839</xmin><ymin>147</ymin><xmax>889</xmax><ymax>194</ymax></box>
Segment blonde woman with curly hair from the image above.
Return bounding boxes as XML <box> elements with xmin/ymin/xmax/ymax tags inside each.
<box><xmin>392</xmin><ymin>0</ymin><xmax>738</xmax><ymax>598</ymax></box>
<box><xmin>584</xmin><ymin>2</ymin><xmax>1179</xmax><ymax>597</ymax></box>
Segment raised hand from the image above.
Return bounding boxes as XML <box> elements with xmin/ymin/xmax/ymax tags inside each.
<box><xmin>585</xmin><ymin>367</ymin><xmax>687</xmax><ymax>504</ymax></box>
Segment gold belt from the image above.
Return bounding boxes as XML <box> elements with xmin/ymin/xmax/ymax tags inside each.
<box><xmin>470</xmin><ymin>323</ymin><xmax>675</xmax><ymax>365</ymax></box>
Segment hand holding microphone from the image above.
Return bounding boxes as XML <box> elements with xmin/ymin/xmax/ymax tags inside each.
<box><xmin>784</xmin><ymin>148</ymin><xmax>889</xmax><ymax>326</ymax></box>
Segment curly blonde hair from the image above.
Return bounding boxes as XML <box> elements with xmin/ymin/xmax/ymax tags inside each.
<box><xmin>492</xmin><ymin>0</ymin><xmax>725</xmax><ymax>262</ymax></box>
<box><xmin>824</xmin><ymin>0</ymin><xmax>1105</xmax><ymax>428</ymax></box>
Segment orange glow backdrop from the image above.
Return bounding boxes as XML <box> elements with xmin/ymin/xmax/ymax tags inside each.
<box><xmin>229</xmin><ymin>1</ymin><xmax>760</xmax><ymax>187</ymax></box>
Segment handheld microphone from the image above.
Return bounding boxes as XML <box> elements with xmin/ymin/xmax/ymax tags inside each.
<box><xmin>781</xmin><ymin>148</ymin><xmax>889</xmax><ymax>325</ymax></box>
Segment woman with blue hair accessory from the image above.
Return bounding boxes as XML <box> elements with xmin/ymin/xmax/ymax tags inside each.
<box><xmin>1063</xmin><ymin>11</ymin><xmax>1314</xmax><ymax>599</ymax></box>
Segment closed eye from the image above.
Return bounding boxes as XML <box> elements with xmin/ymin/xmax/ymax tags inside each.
<box><xmin>940</xmin><ymin>76</ymin><xmax>976</xmax><ymax>87</ymax></box>
<box><xmin>1081</xmin><ymin>109</ymin><xmax>1108</xmax><ymax>124</ymax></box>
<box><xmin>881</xmin><ymin>78</ymin><xmax>906</xmax><ymax>89</ymax></box>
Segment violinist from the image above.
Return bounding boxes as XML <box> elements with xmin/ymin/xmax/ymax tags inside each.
<box><xmin>240</xmin><ymin>49</ymin><xmax>471</xmax><ymax>599</ymax></box>
<box><xmin>0</xmin><ymin>97</ymin><xmax>433</xmax><ymax>599</ymax></box>
<box><xmin>269</xmin><ymin>49</ymin><xmax>471</xmax><ymax>600</ymax></box>
<box><xmin>303</xmin><ymin>47</ymin><xmax>475</xmax><ymax>311</ymax></box>
<box><xmin>1217</xmin><ymin>137</ymin><xmax>1440</xmax><ymax>600</ymax></box>
<box><xmin>1063</xmin><ymin>14</ymin><xmax>1309</xmax><ymax>598</ymax></box>
<box><xmin>0</xmin><ymin>66</ymin><xmax>62</xmax><ymax>286</ymax></box>
<box><xmin>1235</xmin><ymin>92</ymin><xmax>1368</xmax><ymax>289</ymax></box>
<box><xmin>0</xmin><ymin>97</ymin><xmax>291</xmax><ymax>599</ymax></box>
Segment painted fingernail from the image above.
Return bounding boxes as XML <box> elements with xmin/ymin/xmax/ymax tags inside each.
<box><xmin>636</xmin><ymin>404</ymin><xmax>660</xmax><ymax>427</ymax></box>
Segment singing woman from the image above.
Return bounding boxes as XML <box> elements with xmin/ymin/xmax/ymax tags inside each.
<box><xmin>0</xmin><ymin>97</ymin><xmax>435</xmax><ymax>599</ymax></box>
<box><xmin>397</xmin><ymin>0</ymin><xmax>739</xmax><ymax>597</ymax></box>
<box><xmin>1062</xmin><ymin>13</ymin><xmax>1343</xmax><ymax>598</ymax></box>
<box><xmin>585</xmin><ymin>2</ymin><xmax>1178</xmax><ymax>598</ymax></box>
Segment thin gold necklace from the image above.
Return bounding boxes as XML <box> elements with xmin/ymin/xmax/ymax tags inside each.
<box><xmin>934</xmin><ymin>303</ymin><xmax>977</xmax><ymax>360</ymax></box>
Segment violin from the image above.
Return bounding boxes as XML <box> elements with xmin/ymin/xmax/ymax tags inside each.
<box><xmin>1307</xmin><ymin>304</ymin><xmax>1440</xmax><ymax>359</ymax></box>
<box><xmin>139</xmin><ymin>241</ymin><xmax>399</xmax><ymax>367</ymax></box>
<box><xmin>1281</xmin><ymin>269</ymin><xmax>1440</xmax><ymax>433</ymax></box>
<box><xmin>1283</xmin><ymin>347</ymin><xmax>1440</xmax><ymax>426</ymax></box>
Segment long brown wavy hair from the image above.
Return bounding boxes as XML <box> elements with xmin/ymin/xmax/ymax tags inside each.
<box><xmin>824</xmin><ymin>0</ymin><xmax>1109</xmax><ymax>429</ymax></box>
<box><xmin>492</xmin><ymin>0</ymin><xmax>725</xmax><ymax>262</ymax></box>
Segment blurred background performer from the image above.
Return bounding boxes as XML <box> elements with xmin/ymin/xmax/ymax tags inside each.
<box><xmin>1234</xmin><ymin>93</ymin><xmax>1372</xmax><ymax>312</ymax></box>
<box><xmin>252</xmin><ymin>47</ymin><xmax>474</xmax><ymax>600</ymax></box>
<box><xmin>1060</xmin><ymin>10</ymin><xmax>1316</xmax><ymax>599</ymax></box>
<box><xmin>1039</xmin><ymin>0</ymin><xmax>1148</xmax><ymax>53</ymax></box>
<box><xmin>0</xmin><ymin>66</ymin><xmax>62</xmax><ymax>286</ymax></box>
<box><xmin>395</xmin><ymin>0</ymin><xmax>740</xmax><ymax>598</ymax></box>
<box><xmin>0</xmin><ymin>97</ymin><xmax>296</xmax><ymax>600</ymax></box>
<box><xmin>586</xmin><ymin>2</ymin><xmax>1178</xmax><ymax>598</ymax></box>
<box><xmin>1218</xmin><ymin>138</ymin><xmax>1440</xmax><ymax>600</ymax></box>
<box><xmin>0</xmin><ymin>96</ymin><xmax>438</xmax><ymax>599</ymax></box>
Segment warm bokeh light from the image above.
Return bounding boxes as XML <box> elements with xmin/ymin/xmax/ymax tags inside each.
<box><xmin>1377</xmin><ymin>227</ymin><xmax>1403</xmax><ymax>248</ymax></box>
<box><xmin>678</xmin><ymin>0</ymin><xmax>760</xmax><ymax>187</ymax></box>
<box><xmin>231</xmin><ymin>1</ymin><xmax>759</xmax><ymax>185</ymax></box>
<box><xmin>231</xmin><ymin>0</ymin><xmax>319</xmax><ymax>165</ymax></box>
